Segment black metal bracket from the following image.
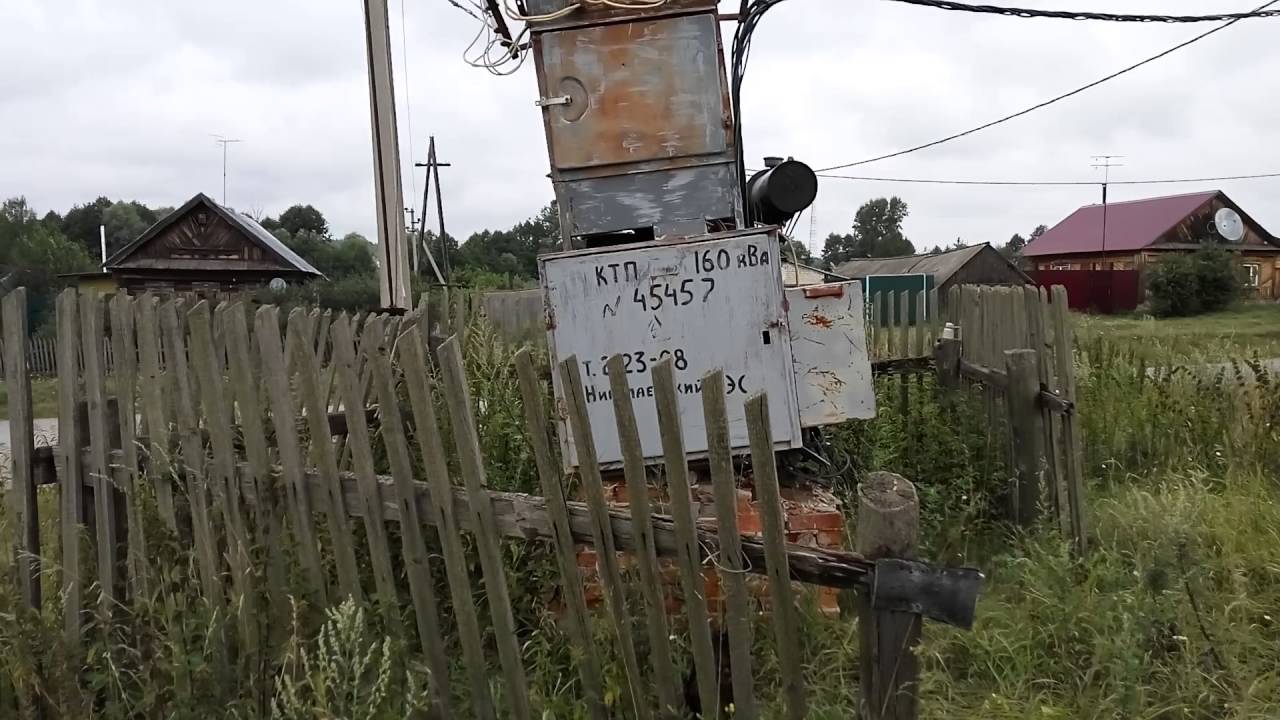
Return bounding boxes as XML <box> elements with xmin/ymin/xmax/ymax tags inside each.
<box><xmin>869</xmin><ymin>559</ymin><xmax>985</xmax><ymax>630</ymax></box>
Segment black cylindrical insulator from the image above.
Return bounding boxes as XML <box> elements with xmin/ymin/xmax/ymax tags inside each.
<box><xmin>747</xmin><ymin>159</ymin><xmax>818</xmax><ymax>226</ymax></box>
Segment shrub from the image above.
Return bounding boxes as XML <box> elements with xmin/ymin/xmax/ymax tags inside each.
<box><xmin>1146</xmin><ymin>246</ymin><xmax>1241</xmax><ymax>317</ymax></box>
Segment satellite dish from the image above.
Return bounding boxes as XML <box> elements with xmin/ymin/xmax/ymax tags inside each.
<box><xmin>1211</xmin><ymin>208</ymin><xmax>1245</xmax><ymax>242</ymax></box>
<box><xmin>269</xmin><ymin>277</ymin><xmax>287</xmax><ymax>291</ymax></box>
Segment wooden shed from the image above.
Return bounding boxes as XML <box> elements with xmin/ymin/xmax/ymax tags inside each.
<box><xmin>66</xmin><ymin>193</ymin><xmax>322</xmax><ymax>294</ymax></box>
<box><xmin>835</xmin><ymin>243</ymin><xmax>1030</xmax><ymax>295</ymax></box>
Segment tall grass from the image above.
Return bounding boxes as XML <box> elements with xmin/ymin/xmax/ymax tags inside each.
<box><xmin>3</xmin><ymin>313</ymin><xmax>1280</xmax><ymax>716</ymax></box>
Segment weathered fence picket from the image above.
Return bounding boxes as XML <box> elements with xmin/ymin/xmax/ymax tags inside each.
<box><xmin>2</xmin><ymin>287</ymin><xmax>1007</xmax><ymax>719</ymax></box>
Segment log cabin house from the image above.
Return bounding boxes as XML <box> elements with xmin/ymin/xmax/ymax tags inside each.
<box><xmin>1023</xmin><ymin>190</ymin><xmax>1280</xmax><ymax>300</ymax></box>
<box><xmin>66</xmin><ymin>192</ymin><xmax>322</xmax><ymax>294</ymax></box>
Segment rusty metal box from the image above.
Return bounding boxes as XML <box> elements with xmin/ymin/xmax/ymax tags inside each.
<box><xmin>531</xmin><ymin>11</ymin><xmax>740</xmax><ymax>241</ymax></box>
<box><xmin>541</xmin><ymin>228</ymin><xmax>802</xmax><ymax>468</ymax></box>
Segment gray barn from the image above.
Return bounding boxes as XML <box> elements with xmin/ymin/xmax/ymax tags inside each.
<box><xmin>835</xmin><ymin>243</ymin><xmax>1030</xmax><ymax>296</ymax></box>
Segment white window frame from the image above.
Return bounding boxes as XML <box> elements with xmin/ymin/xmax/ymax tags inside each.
<box><xmin>1049</xmin><ymin>262</ymin><xmax>1072</xmax><ymax>271</ymax></box>
<box><xmin>1242</xmin><ymin>262</ymin><xmax>1261</xmax><ymax>288</ymax></box>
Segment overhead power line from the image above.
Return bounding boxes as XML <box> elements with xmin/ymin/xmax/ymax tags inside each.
<box><xmin>816</xmin><ymin>171</ymin><xmax>1280</xmax><ymax>186</ymax></box>
<box><xmin>880</xmin><ymin>0</ymin><xmax>1280</xmax><ymax>23</ymax></box>
<box><xmin>817</xmin><ymin>0</ymin><xmax>1280</xmax><ymax>173</ymax></box>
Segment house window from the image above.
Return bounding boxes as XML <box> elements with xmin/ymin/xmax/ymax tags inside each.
<box><xmin>1050</xmin><ymin>262</ymin><xmax>1071</xmax><ymax>271</ymax></box>
<box><xmin>1242</xmin><ymin>262</ymin><xmax>1260</xmax><ymax>288</ymax></box>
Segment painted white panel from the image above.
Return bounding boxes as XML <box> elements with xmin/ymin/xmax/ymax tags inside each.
<box><xmin>541</xmin><ymin>230</ymin><xmax>802</xmax><ymax>468</ymax></box>
<box><xmin>787</xmin><ymin>282</ymin><xmax>877</xmax><ymax>425</ymax></box>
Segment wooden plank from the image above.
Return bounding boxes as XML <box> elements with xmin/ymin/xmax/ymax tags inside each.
<box><xmin>54</xmin><ymin>290</ymin><xmax>84</xmax><ymax>644</ymax></box>
<box><xmin>1038</xmin><ymin>286</ymin><xmax>1071</xmax><ymax>535</ymax></box>
<box><xmin>222</xmin><ymin>303</ymin><xmax>291</xmax><ymax>639</ymax></box>
<box><xmin>857</xmin><ymin>472</ymin><xmax>921</xmax><ymax>720</ymax></box>
<box><xmin>558</xmin><ymin>356</ymin><xmax>651</xmax><ymax>720</ymax></box>
<box><xmin>897</xmin><ymin>291</ymin><xmax>910</xmax><ymax>421</ymax></box>
<box><xmin>1023</xmin><ymin>285</ymin><xmax>1061</xmax><ymax>522</ymax></box>
<box><xmin>650</xmin><ymin>360</ymin><xmax>719</xmax><ymax>716</ymax></box>
<box><xmin>397</xmin><ymin>329</ymin><xmax>495</xmax><ymax>720</ymax></box>
<box><xmin>744</xmin><ymin>393</ymin><xmax>805</xmax><ymax>720</ymax></box>
<box><xmin>160</xmin><ymin>300</ymin><xmax>225</xmax><ymax>608</ymax></box>
<box><xmin>366</xmin><ymin>325</ymin><xmax>454</xmax><ymax>719</ymax></box>
<box><xmin>108</xmin><ymin>293</ymin><xmax>148</xmax><ymax>600</ymax></box>
<box><xmin>701</xmin><ymin>369</ymin><xmax>758</xmax><ymax>720</ymax></box>
<box><xmin>188</xmin><ymin>302</ymin><xmax>258</xmax><ymax>653</ymax></box>
<box><xmin>438</xmin><ymin>337</ymin><xmax>531</xmax><ymax>720</ymax></box>
<box><xmin>287</xmin><ymin>308</ymin><xmax>363</xmax><ymax>602</ymax></box>
<box><xmin>331</xmin><ymin>315</ymin><xmax>402</xmax><ymax>628</ymax></box>
<box><xmin>135</xmin><ymin>295</ymin><xmax>178</xmax><ymax>532</ymax></box>
<box><xmin>1005</xmin><ymin>350</ymin><xmax>1044</xmax><ymax>526</ymax></box>
<box><xmin>79</xmin><ymin>291</ymin><xmax>119</xmax><ymax>615</ymax></box>
<box><xmin>869</xmin><ymin>290</ymin><xmax>883</xmax><ymax>360</ymax></box>
<box><xmin>605</xmin><ymin>354</ymin><xmax>680</xmax><ymax>715</ymax></box>
<box><xmin>1050</xmin><ymin>286</ymin><xmax>1088</xmax><ymax>557</ymax></box>
<box><xmin>3</xmin><ymin>289</ymin><xmax>40</xmax><ymax>610</ymax></box>
<box><xmin>513</xmin><ymin>349</ymin><xmax>606</xmax><ymax>720</ymax></box>
<box><xmin>254</xmin><ymin>307</ymin><xmax>329</xmax><ymax>605</ymax></box>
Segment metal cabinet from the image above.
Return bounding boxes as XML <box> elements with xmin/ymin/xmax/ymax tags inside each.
<box><xmin>786</xmin><ymin>282</ymin><xmax>877</xmax><ymax>426</ymax></box>
<box><xmin>541</xmin><ymin>228</ymin><xmax>802</xmax><ymax>467</ymax></box>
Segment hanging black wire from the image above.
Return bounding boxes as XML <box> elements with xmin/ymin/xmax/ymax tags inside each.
<box><xmin>880</xmin><ymin>0</ymin><xmax>1280</xmax><ymax>23</ymax></box>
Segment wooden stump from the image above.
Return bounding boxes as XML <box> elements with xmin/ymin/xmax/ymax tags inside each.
<box><xmin>857</xmin><ymin>471</ymin><xmax>920</xmax><ymax>720</ymax></box>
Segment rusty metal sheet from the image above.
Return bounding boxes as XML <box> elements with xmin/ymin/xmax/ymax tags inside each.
<box><xmin>536</xmin><ymin>13</ymin><xmax>730</xmax><ymax>170</ymax></box>
<box><xmin>786</xmin><ymin>281</ymin><xmax>877</xmax><ymax>426</ymax></box>
<box><xmin>557</xmin><ymin>162</ymin><xmax>738</xmax><ymax>238</ymax></box>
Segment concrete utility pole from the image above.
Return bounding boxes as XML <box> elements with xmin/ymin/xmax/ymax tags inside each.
<box><xmin>362</xmin><ymin>0</ymin><xmax>412</xmax><ymax>310</ymax></box>
<box><xmin>211</xmin><ymin>134</ymin><xmax>241</xmax><ymax>206</ymax></box>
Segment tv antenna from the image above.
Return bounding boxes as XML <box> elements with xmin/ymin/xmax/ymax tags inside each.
<box><xmin>211</xmin><ymin>134</ymin><xmax>242</xmax><ymax>206</ymax></box>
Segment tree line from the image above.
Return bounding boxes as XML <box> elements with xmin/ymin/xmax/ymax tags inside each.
<box><xmin>3</xmin><ymin>191</ymin><xmax>1046</xmax><ymax>330</ymax></box>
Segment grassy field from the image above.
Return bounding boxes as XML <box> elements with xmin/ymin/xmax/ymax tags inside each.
<box><xmin>0</xmin><ymin>378</ymin><xmax>58</xmax><ymax>421</ymax></box>
<box><xmin>2</xmin><ymin>316</ymin><xmax>1279</xmax><ymax>717</ymax></box>
<box><xmin>1075</xmin><ymin>302</ymin><xmax>1280</xmax><ymax>361</ymax></box>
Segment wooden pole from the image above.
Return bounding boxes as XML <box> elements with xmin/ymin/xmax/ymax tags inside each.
<box><xmin>1005</xmin><ymin>349</ymin><xmax>1045</xmax><ymax>525</ymax></box>
<box><xmin>2</xmin><ymin>289</ymin><xmax>40</xmax><ymax>611</ymax></box>
<box><xmin>857</xmin><ymin>471</ymin><xmax>921</xmax><ymax>720</ymax></box>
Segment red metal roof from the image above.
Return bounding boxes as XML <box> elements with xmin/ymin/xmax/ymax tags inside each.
<box><xmin>1023</xmin><ymin>190</ymin><xmax>1219</xmax><ymax>256</ymax></box>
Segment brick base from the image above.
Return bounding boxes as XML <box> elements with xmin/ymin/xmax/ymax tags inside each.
<box><xmin>575</xmin><ymin>478</ymin><xmax>845</xmax><ymax>617</ymax></box>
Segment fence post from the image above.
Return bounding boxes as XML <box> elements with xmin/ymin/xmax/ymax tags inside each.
<box><xmin>932</xmin><ymin>336</ymin><xmax>961</xmax><ymax>390</ymax></box>
<box><xmin>1005</xmin><ymin>349</ymin><xmax>1045</xmax><ymax>526</ymax></box>
<box><xmin>857</xmin><ymin>471</ymin><xmax>920</xmax><ymax>720</ymax></box>
<box><xmin>3</xmin><ymin>289</ymin><xmax>40</xmax><ymax>611</ymax></box>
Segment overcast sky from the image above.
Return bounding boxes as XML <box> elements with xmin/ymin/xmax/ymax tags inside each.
<box><xmin>2</xmin><ymin>0</ymin><xmax>1278</xmax><ymax>255</ymax></box>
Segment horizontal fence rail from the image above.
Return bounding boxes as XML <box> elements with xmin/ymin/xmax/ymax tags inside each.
<box><xmin>0</xmin><ymin>287</ymin><xmax>984</xmax><ymax>719</ymax></box>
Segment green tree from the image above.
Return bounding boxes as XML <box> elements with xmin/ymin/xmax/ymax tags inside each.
<box><xmin>275</xmin><ymin>205</ymin><xmax>330</xmax><ymax>239</ymax></box>
<box><xmin>1146</xmin><ymin>246</ymin><xmax>1241</xmax><ymax>317</ymax></box>
<box><xmin>454</xmin><ymin>202</ymin><xmax>560</xmax><ymax>279</ymax></box>
<box><xmin>782</xmin><ymin>239</ymin><xmax>814</xmax><ymax>265</ymax></box>
<box><xmin>101</xmin><ymin>200</ymin><xmax>157</xmax><ymax>256</ymax></box>
<box><xmin>60</xmin><ymin>196</ymin><xmax>113</xmax><ymax>256</ymax></box>
<box><xmin>1</xmin><ymin>197</ymin><xmax>94</xmax><ymax>331</ymax></box>
<box><xmin>1001</xmin><ymin>233</ymin><xmax>1027</xmax><ymax>260</ymax></box>
<box><xmin>822</xmin><ymin>197</ymin><xmax>913</xmax><ymax>266</ymax></box>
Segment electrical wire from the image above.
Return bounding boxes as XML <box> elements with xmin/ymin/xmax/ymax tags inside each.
<box><xmin>816</xmin><ymin>171</ymin><xmax>1280</xmax><ymax>186</ymax></box>
<box><xmin>817</xmin><ymin>0</ymin><xmax>1280</xmax><ymax>172</ymax></box>
<box><xmin>879</xmin><ymin>0</ymin><xmax>1280</xmax><ymax>23</ymax></box>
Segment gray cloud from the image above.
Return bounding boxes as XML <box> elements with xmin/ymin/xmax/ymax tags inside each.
<box><xmin>2</xmin><ymin>0</ymin><xmax>1277</xmax><ymax>257</ymax></box>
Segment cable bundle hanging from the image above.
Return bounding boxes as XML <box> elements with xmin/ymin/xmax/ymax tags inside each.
<box><xmin>730</xmin><ymin>0</ymin><xmax>793</xmax><ymax>224</ymax></box>
<box><xmin>880</xmin><ymin>0</ymin><xmax>1280</xmax><ymax>23</ymax></box>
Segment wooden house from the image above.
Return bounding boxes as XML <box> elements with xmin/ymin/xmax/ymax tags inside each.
<box><xmin>1023</xmin><ymin>190</ymin><xmax>1280</xmax><ymax>300</ymax></box>
<box><xmin>66</xmin><ymin>193</ymin><xmax>322</xmax><ymax>294</ymax></box>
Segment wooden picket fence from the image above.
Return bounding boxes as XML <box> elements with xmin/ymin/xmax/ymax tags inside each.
<box><xmin>935</xmin><ymin>284</ymin><xmax>1087</xmax><ymax>554</ymax></box>
<box><xmin>0</xmin><ymin>287</ymin><xmax>982</xmax><ymax>718</ymax></box>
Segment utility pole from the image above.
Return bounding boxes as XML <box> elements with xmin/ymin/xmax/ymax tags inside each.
<box><xmin>211</xmin><ymin>134</ymin><xmax>242</xmax><ymax>206</ymax></box>
<box><xmin>415</xmin><ymin>136</ymin><xmax>453</xmax><ymax>281</ymax></box>
<box><xmin>1091</xmin><ymin>154</ymin><xmax>1124</xmax><ymax>311</ymax></box>
<box><xmin>404</xmin><ymin>207</ymin><xmax>419</xmax><ymax>274</ymax></box>
<box><xmin>361</xmin><ymin>0</ymin><xmax>412</xmax><ymax>310</ymax></box>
